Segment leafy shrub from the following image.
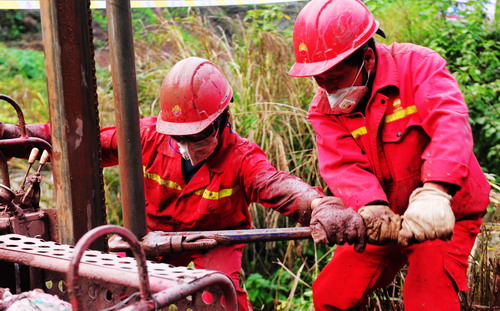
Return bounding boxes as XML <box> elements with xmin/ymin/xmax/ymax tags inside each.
<box><xmin>423</xmin><ymin>6</ymin><xmax>500</xmax><ymax>178</ymax></box>
<box><xmin>0</xmin><ymin>44</ymin><xmax>48</xmax><ymax>124</ymax></box>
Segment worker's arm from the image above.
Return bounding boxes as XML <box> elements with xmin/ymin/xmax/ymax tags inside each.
<box><xmin>239</xmin><ymin>141</ymin><xmax>367</xmax><ymax>251</ymax></box>
<box><xmin>397</xmin><ymin>49</ymin><xmax>470</xmax><ymax>246</ymax></box>
<box><xmin>308</xmin><ymin>105</ymin><xmax>389</xmax><ymax>210</ymax></box>
<box><xmin>308</xmin><ymin>92</ymin><xmax>399</xmax><ymax>245</ymax></box>
<box><xmin>238</xmin><ymin>143</ymin><xmax>322</xmax><ymax>225</ymax></box>
<box><xmin>413</xmin><ymin>49</ymin><xmax>472</xmax><ymax>192</ymax></box>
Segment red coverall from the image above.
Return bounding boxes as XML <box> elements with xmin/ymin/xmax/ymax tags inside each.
<box><xmin>96</xmin><ymin>117</ymin><xmax>322</xmax><ymax>310</ymax></box>
<box><xmin>307</xmin><ymin>43</ymin><xmax>490</xmax><ymax>310</ymax></box>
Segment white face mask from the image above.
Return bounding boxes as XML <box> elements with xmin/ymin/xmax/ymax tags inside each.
<box><xmin>326</xmin><ymin>62</ymin><xmax>370</xmax><ymax>115</ymax></box>
<box><xmin>177</xmin><ymin>128</ymin><xmax>219</xmax><ymax>166</ymax></box>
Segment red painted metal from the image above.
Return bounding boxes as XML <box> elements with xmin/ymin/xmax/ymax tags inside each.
<box><xmin>0</xmin><ymin>95</ymin><xmax>52</xmax><ymax>153</ymax></box>
<box><xmin>67</xmin><ymin>225</ymin><xmax>239</xmax><ymax>310</ymax></box>
<box><xmin>68</xmin><ymin>225</ymin><xmax>154</xmax><ymax>311</ymax></box>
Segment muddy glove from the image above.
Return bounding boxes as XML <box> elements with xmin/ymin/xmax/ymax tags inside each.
<box><xmin>398</xmin><ymin>187</ymin><xmax>454</xmax><ymax>247</ymax></box>
<box><xmin>310</xmin><ymin>197</ymin><xmax>367</xmax><ymax>252</ymax></box>
<box><xmin>358</xmin><ymin>205</ymin><xmax>401</xmax><ymax>245</ymax></box>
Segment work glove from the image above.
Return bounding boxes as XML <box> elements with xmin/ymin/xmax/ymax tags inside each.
<box><xmin>398</xmin><ymin>187</ymin><xmax>454</xmax><ymax>247</ymax></box>
<box><xmin>310</xmin><ymin>197</ymin><xmax>367</xmax><ymax>252</ymax></box>
<box><xmin>358</xmin><ymin>205</ymin><xmax>401</xmax><ymax>245</ymax></box>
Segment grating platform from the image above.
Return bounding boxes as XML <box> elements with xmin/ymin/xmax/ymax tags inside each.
<box><xmin>0</xmin><ymin>234</ymin><xmax>236</xmax><ymax>310</ymax></box>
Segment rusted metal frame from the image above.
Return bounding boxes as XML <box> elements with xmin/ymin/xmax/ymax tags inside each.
<box><xmin>0</xmin><ymin>232</ymin><xmax>237</xmax><ymax>310</ymax></box>
<box><xmin>105</xmin><ymin>0</ymin><xmax>147</xmax><ymax>239</ymax></box>
<box><xmin>0</xmin><ymin>138</ymin><xmax>52</xmax><ymax>153</ymax></box>
<box><xmin>0</xmin><ymin>94</ymin><xmax>27</xmax><ymax>137</ymax></box>
<box><xmin>67</xmin><ymin>225</ymin><xmax>237</xmax><ymax>310</ymax></box>
<box><xmin>153</xmin><ymin>273</ymin><xmax>238</xmax><ymax>310</ymax></box>
<box><xmin>68</xmin><ymin>225</ymin><xmax>154</xmax><ymax>311</ymax></box>
<box><xmin>0</xmin><ymin>152</ymin><xmax>9</xmax><ymax>187</ymax></box>
<box><xmin>39</xmin><ymin>0</ymin><xmax>106</xmax><ymax>247</ymax></box>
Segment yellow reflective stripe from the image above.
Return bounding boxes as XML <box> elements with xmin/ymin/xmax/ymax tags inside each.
<box><xmin>194</xmin><ymin>186</ymin><xmax>239</xmax><ymax>200</ymax></box>
<box><xmin>384</xmin><ymin>105</ymin><xmax>417</xmax><ymax>123</ymax></box>
<box><xmin>143</xmin><ymin>166</ymin><xmax>238</xmax><ymax>199</ymax></box>
<box><xmin>351</xmin><ymin>126</ymin><xmax>367</xmax><ymax>139</ymax></box>
<box><xmin>143</xmin><ymin>166</ymin><xmax>182</xmax><ymax>190</ymax></box>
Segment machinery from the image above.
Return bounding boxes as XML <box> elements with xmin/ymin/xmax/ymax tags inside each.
<box><xmin>0</xmin><ymin>95</ymin><xmax>238</xmax><ymax>310</ymax></box>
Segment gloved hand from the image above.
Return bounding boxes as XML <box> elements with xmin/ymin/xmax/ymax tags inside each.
<box><xmin>358</xmin><ymin>205</ymin><xmax>401</xmax><ymax>245</ymax></box>
<box><xmin>398</xmin><ymin>187</ymin><xmax>454</xmax><ymax>247</ymax></box>
<box><xmin>310</xmin><ymin>197</ymin><xmax>367</xmax><ymax>252</ymax></box>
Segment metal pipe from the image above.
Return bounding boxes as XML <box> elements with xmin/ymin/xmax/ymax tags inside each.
<box><xmin>0</xmin><ymin>137</ymin><xmax>52</xmax><ymax>154</ymax></box>
<box><xmin>151</xmin><ymin>227</ymin><xmax>313</xmax><ymax>243</ymax></box>
<box><xmin>153</xmin><ymin>273</ymin><xmax>238</xmax><ymax>310</ymax></box>
<box><xmin>67</xmin><ymin>225</ymin><xmax>154</xmax><ymax>311</ymax></box>
<box><xmin>0</xmin><ymin>95</ymin><xmax>27</xmax><ymax>137</ymax></box>
<box><xmin>0</xmin><ymin>152</ymin><xmax>10</xmax><ymax>188</ymax></box>
<box><xmin>106</xmin><ymin>0</ymin><xmax>146</xmax><ymax>239</ymax></box>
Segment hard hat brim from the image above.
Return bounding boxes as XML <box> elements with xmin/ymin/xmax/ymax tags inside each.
<box><xmin>156</xmin><ymin>112</ymin><xmax>219</xmax><ymax>136</ymax></box>
<box><xmin>288</xmin><ymin>48</ymin><xmax>353</xmax><ymax>77</ymax></box>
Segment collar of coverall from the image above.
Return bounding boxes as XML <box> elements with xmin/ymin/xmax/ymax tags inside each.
<box><xmin>370</xmin><ymin>43</ymin><xmax>400</xmax><ymax>93</ymax></box>
<box><xmin>162</xmin><ymin>125</ymin><xmax>236</xmax><ymax>174</ymax></box>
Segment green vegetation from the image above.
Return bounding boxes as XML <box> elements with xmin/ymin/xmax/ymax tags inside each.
<box><xmin>0</xmin><ymin>1</ymin><xmax>498</xmax><ymax>310</ymax></box>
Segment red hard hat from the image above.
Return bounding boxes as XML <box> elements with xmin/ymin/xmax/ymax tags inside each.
<box><xmin>156</xmin><ymin>57</ymin><xmax>232</xmax><ymax>136</ymax></box>
<box><xmin>289</xmin><ymin>0</ymin><xmax>384</xmax><ymax>77</ymax></box>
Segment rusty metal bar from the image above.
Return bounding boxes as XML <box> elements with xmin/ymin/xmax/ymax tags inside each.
<box><xmin>106</xmin><ymin>0</ymin><xmax>146</xmax><ymax>239</ymax></box>
<box><xmin>153</xmin><ymin>273</ymin><xmax>238</xmax><ymax>310</ymax></box>
<box><xmin>0</xmin><ymin>138</ymin><xmax>52</xmax><ymax>154</ymax></box>
<box><xmin>68</xmin><ymin>225</ymin><xmax>154</xmax><ymax>311</ymax></box>
<box><xmin>39</xmin><ymin>0</ymin><xmax>106</xmax><ymax>247</ymax></box>
<box><xmin>0</xmin><ymin>152</ymin><xmax>10</xmax><ymax>187</ymax></box>
<box><xmin>0</xmin><ymin>94</ymin><xmax>27</xmax><ymax>137</ymax></box>
<box><xmin>153</xmin><ymin>227</ymin><xmax>312</xmax><ymax>243</ymax></box>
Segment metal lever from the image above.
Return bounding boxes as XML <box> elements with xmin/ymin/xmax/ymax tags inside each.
<box><xmin>35</xmin><ymin>150</ymin><xmax>50</xmax><ymax>174</ymax></box>
<box><xmin>18</xmin><ymin>148</ymin><xmax>39</xmax><ymax>192</ymax></box>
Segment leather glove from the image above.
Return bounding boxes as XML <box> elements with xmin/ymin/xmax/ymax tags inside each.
<box><xmin>310</xmin><ymin>197</ymin><xmax>367</xmax><ymax>252</ymax></box>
<box><xmin>358</xmin><ymin>205</ymin><xmax>401</xmax><ymax>245</ymax></box>
<box><xmin>398</xmin><ymin>187</ymin><xmax>454</xmax><ymax>247</ymax></box>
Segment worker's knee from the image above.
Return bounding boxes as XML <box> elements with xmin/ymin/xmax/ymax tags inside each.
<box><xmin>312</xmin><ymin>276</ymin><xmax>364</xmax><ymax>310</ymax></box>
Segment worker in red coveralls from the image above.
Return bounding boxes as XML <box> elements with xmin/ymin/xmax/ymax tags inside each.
<box><xmin>0</xmin><ymin>57</ymin><xmax>367</xmax><ymax>311</ymax></box>
<box><xmin>288</xmin><ymin>0</ymin><xmax>491</xmax><ymax>310</ymax></box>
